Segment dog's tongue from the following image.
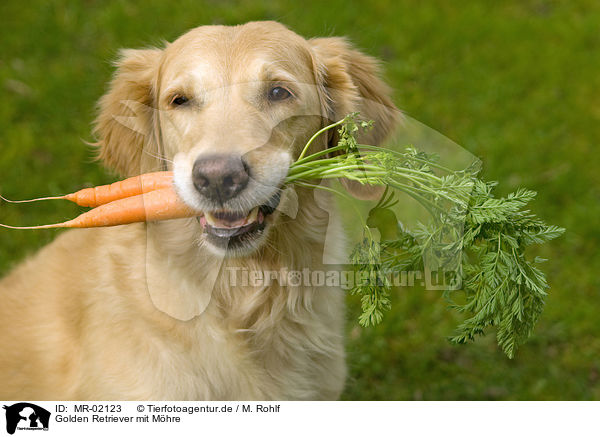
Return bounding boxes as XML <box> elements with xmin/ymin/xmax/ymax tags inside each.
<box><xmin>205</xmin><ymin>208</ymin><xmax>259</xmax><ymax>228</ymax></box>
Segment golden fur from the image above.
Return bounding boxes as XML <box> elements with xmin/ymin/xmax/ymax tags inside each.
<box><xmin>0</xmin><ymin>21</ymin><xmax>398</xmax><ymax>400</ymax></box>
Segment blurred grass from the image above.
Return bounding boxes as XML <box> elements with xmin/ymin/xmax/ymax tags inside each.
<box><xmin>1</xmin><ymin>0</ymin><xmax>598</xmax><ymax>399</ymax></box>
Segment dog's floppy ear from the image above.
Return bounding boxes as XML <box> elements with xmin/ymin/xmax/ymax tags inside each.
<box><xmin>310</xmin><ymin>37</ymin><xmax>400</xmax><ymax>200</ymax></box>
<box><xmin>93</xmin><ymin>48</ymin><xmax>162</xmax><ymax>176</ymax></box>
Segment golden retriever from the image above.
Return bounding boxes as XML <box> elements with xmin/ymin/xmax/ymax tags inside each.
<box><xmin>0</xmin><ymin>21</ymin><xmax>398</xmax><ymax>400</ymax></box>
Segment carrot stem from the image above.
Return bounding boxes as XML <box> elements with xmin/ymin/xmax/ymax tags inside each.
<box><xmin>0</xmin><ymin>222</ymin><xmax>65</xmax><ymax>230</ymax></box>
<box><xmin>0</xmin><ymin>194</ymin><xmax>66</xmax><ymax>203</ymax></box>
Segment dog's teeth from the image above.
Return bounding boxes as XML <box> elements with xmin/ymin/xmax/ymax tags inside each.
<box><xmin>246</xmin><ymin>207</ymin><xmax>259</xmax><ymax>224</ymax></box>
<box><xmin>205</xmin><ymin>212</ymin><xmax>217</xmax><ymax>226</ymax></box>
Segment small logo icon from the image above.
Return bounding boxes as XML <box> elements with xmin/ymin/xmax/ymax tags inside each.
<box><xmin>3</xmin><ymin>403</ymin><xmax>50</xmax><ymax>435</ymax></box>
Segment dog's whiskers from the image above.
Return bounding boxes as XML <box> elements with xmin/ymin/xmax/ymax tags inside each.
<box><xmin>143</xmin><ymin>149</ymin><xmax>174</xmax><ymax>165</ymax></box>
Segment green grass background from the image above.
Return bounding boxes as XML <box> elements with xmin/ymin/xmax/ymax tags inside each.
<box><xmin>1</xmin><ymin>0</ymin><xmax>598</xmax><ymax>400</ymax></box>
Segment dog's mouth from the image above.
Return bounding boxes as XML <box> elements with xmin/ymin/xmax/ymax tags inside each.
<box><xmin>198</xmin><ymin>191</ymin><xmax>281</xmax><ymax>249</ymax></box>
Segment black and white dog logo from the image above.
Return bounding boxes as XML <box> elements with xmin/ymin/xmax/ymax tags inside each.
<box><xmin>3</xmin><ymin>403</ymin><xmax>50</xmax><ymax>435</ymax></box>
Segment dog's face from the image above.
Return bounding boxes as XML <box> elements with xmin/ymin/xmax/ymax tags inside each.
<box><xmin>160</xmin><ymin>24</ymin><xmax>324</xmax><ymax>254</ymax></box>
<box><xmin>94</xmin><ymin>22</ymin><xmax>398</xmax><ymax>257</ymax></box>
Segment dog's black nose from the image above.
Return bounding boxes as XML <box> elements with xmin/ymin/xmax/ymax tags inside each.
<box><xmin>192</xmin><ymin>155</ymin><xmax>249</xmax><ymax>204</ymax></box>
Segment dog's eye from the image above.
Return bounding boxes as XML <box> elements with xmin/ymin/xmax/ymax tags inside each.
<box><xmin>170</xmin><ymin>95</ymin><xmax>189</xmax><ymax>106</ymax></box>
<box><xmin>268</xmin><ymin>86</ymin><xmax>292</xmax><ymax>102</ymax></box>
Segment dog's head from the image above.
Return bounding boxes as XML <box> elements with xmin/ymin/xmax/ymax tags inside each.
<box><xmin>94</xmin><ymin>21</ymin><xmax>399</xmax><ymax>257</ymax></box>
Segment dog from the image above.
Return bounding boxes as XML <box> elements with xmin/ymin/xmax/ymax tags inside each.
<box><xmin>0</xmin><ymin>21</ymin><xmax>398</xmax><ymax>400</ymax></box>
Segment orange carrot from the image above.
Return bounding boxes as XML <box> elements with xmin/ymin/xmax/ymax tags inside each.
<box><xmin>0</xmin><ymin>186</ymin><xmax>200</xmax><ymax>230</ymax></box>
<box><xmin>0</xmin><ymin>171</ymin><xmax>174</xmax><ymax>207</ymax></box>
